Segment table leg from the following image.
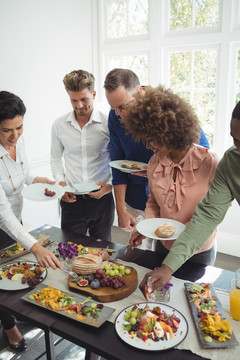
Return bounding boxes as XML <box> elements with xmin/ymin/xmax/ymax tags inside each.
<box><xmin>44</xmin><ymin>329</ymin><xmax>55</xmax><ymax>360</ymax></box>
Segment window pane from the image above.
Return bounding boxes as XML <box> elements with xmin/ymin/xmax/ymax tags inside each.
<box><xmin>106</xmin><ymin>0</ymin><xmax>148</xmax><ymax>39</ymax></box>
<box><xmin>194</xmin><ymin>49</ymin><xmax>217</xmax><ymax>88</ymax></box>
<box><xmin>170</xmin><ymin>0</ymin><xmax>192</xmax><ymax>30</ymax></box>
<box><xmin>169</xmin><ymin>0</ymin><xmax>219</xmax><ymax>30</ymax></box>
<box><xmin>237</xmin><ymin>48</ymin><xmax>240</xmax><ymax>89</ymax></box>
<box><xmin>193</xmin><ymin>90</ymin><xmax>215</xmax><ymax>144</ymax></box>
<box><xmin>170</xmin><ymin>52</ymin><xmax>191</xmax><ymax>89</ymax></box>
<box><xmin>107</xmin><ymin>54</ymin><xmax>149</xmax><ymax>84</ymax></box>
<box><xmin>168</xmin><ymin>48</ymin><xmax>217</xmax><ymax>146</ymax></box>
<box><xmin>195</xmin><ymin>0</ymin><xmax>219</xmax><ymax>27</ymax></box>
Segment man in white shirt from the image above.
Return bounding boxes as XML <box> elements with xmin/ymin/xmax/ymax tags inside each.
<box><xmin>50</xmin><ymin>70</ymin><xmax>114</xmax><ymax>241</ymax></box>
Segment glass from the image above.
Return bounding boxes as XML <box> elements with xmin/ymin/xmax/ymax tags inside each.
<box><xmin>229</xmin><ymin>278</ymin><xmax>240</xmax><ymax>321</ymax></box>
<box><xmin>150</xmin><ymin>285</ymin><xmax>171</xmax><ymax>302</ymax></box>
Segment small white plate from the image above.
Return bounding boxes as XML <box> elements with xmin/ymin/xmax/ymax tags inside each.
<box><xmin>109</xmin><ymin>160</ymin><xmax>147</xmax><ymax>173</ymax></box>
<box><xmin>64</xmin><ymin>182</ymin><xmax>101</xmax><ymax>195</ymax></box>
<box><xmin>115</xmin><ymin>302</ymin><xmax>188</xmax><ymax>351</ymax></box>
<box><xmin>0</xmin><ymin>261</ymin><xmax>47</xmax><ymax>291</ymax></box>
<box><xmin>136</xmin><ymin>218</ymin><xmax>186</xmax><ymax>240</ymax></box>
<box><xmin>22</xmin><ymin>183</ymin><xmax>65</xmax><ymax>201</ymax></box>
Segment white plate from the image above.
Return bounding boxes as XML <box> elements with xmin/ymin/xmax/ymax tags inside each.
<box><xmin>0</xmin><ymin>261</ymin><xmax>47</xmax><ymax>291</ymax></box>
<box><xmin>22</xmin><ymin>183</ymin><xmax>65</xmax><ymax>201</ymax></box>
<box><xmin>136</xmin><ymin>218</ymin><xmax>186</xmax><ymax>240</ymax></box>
<box><xmin>109</xmin><ymin>160</ymin><xmax>147</xmax><ymax>173</ymax></box>
<box><xmin>64</xmin><ymin>182</ymin><xmax>101</xmax><ymax>195</ymax></box>
<box><xmin>115</xmin><ymin>302</ymin><xmax>188</xmax><ymax>351</ymax></box>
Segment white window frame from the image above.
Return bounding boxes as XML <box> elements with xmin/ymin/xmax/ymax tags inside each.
<box><xmin>96</xmin><ymin>0</ymin><xmax>240</xmax><ymax>158</ymax></box>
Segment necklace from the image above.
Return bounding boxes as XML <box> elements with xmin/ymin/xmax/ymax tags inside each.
<box><xmin>1</xmin><ymin>154</ymin><xmax>25</xmax><ymax>192</ymax></box>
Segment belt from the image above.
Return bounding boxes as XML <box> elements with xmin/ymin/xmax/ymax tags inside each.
<box><xmin>76</xmin><ymin>194</ymin><xmax>90</xmax><ymax>200</ymax></box>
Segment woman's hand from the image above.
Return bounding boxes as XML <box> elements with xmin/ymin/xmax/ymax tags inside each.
<box><xmin>88</xmin><ymin>183</ymin><xmax>112</xmax><ymax>199</ymax></box>
<box><xmin>117</xmin><ymin>209</ymin><xmax>137</xmax><ymax>231</ymax></box>
<box><xmin>129</xmin><ymin>231</ymin><xmax>145</xmax><ymax>249</ymax></box>
<box><xmin>139</xmin><ymin>265</ymin><xmax>173</xmax><ymax>301</ymax></box>
<box><xmin>30</xmin><ymin>243</ymin><xmax>63</xmax><ymax>270</ymax></box>
<box><xmin>33</xmin><ymin>177</ymin><xmax>55</xmax><ymax>184</ymax></box>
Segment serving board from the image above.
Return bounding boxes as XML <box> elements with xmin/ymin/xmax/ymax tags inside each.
<box><xmin>184</xmin><ymin>282</ymin><xmax>239</xmax><ymax>349</ymax></box>
<box><xmin>68</xmin><ymin>265</ymin><xmax>138</xmax><ymax>302</ymax></box>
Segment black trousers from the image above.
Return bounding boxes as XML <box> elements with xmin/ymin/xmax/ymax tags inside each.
<box><xmin>0</xmin><ymin>228</ymin><xmax>15</xmax><ymax>250</ymax></box>
<box><xmin>155</xmin><ymin>241</ymin><xmax>217</xmax><ymax>281</ymax></box>
<box><xmin>0</xmin><ymin>311</ymin><xmax>15</xmax><ymax>330</ymax></box>
<box><xmin>60</xmin><ymin>192</ymin><xmax>115</xmax><ymax>242</ymax></box>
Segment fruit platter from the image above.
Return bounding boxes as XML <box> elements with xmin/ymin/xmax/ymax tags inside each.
<box><xmin>66</xmin><ymin>253</ymin><xmax>138</xmax><ymax>302</ymax></box>
<box><xmin>0</xmin><ymin>261</ymin><xmax>47</xmax><ymax>290</ymax></box>
<box><xmin>115</xmin><ymin>302</ymin><xmax>188</xmax><ymax>351</ymax></box>
<box><xmin>184</xmin><ymin>282</ymin><xmax>239</xmax><ymax>348</ymax></box>
<box><xmin>0</xmin><ymin>234</ymin><xmax>51</xmax><ymax>264</ymax></box>
<box><xmin>21</xmin><ymin>284</ymin><xmax>115</xmax><ymax>328</ymax></box>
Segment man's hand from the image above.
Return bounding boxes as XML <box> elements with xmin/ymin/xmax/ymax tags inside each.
<box><xmin>61</xmin><ymin>192</ymin><xmax>76</xmax><ymax>202</ymax></box>
<box><xmin>88</xmin><ymin>182</ymin><xmax>112</xmax><ymax>199</ymax></box>
<box><xmin>59</xmin><ymin>181</ymin><xmax>76</xmax><ymax>202</ymax></box>
<box><xmin>117</xmin><ymin>210</ymin><xmax>137</xmax><ymax>231</ymax></box>
<box><xmin>30</xmin><ymin>243</ymin><xmax>63</xmax><ymax>270</ymax></box>
<box><xmin>33</xmin><ymin>177</ymin><xmax>56</xmax><ymax>184</ymax></box>
<box><xmin>129</xmin><ymin>231</ymin><xmax>145</xmax><ymax>249</ymax></box>
<box><xmin>139</xmin><ymin>265</ymin><xmax>173</xmax><ymax>301</ymax></box>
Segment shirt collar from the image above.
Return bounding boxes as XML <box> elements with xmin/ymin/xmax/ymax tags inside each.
<box><xmin>66</xmin><ymin>107</ymin><xmax>103</xmax><ymax>126</ymax></box>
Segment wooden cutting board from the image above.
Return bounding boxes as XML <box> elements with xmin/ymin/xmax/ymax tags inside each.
<box><xmin>68</xmin><ymin>265</ymin><xmax>138</xmax><ymax>302</ymax></box>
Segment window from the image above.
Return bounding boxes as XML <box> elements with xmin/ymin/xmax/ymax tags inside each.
<box><xmin>169</xmin><ymin>0</ymin><xmax>219</xmax><ymax>31</ymax></box>
<box><xmin>97</xmin><ymin>0</ymin><xmax>240</xmax><ymax>155</ymax></box>
<box><xmin>105</xmin><ymin>0</ymin><xmax>149</xmax><ymax>38</ymax></box>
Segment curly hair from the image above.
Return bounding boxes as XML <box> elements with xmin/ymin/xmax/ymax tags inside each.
<box><xmin>122</xmin><ymin>85</ymin><xmax>201</xmax><ymax>151</ymax></box>
<box><xmin>63</xmin><ymin>70</ymin><xmax>95</xmax><ymax>93</ymax></box>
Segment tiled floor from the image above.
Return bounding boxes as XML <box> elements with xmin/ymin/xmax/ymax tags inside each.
<box><xmin>0</xmin><ymin>226</ymin><xmax>239</xmax><ymax>359</ymax></box>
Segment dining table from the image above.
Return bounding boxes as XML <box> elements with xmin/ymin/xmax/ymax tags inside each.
<box><xmin>0</xmin><ymin>224</ymin><xmax>239</xmax><ymax>360</ymax></box>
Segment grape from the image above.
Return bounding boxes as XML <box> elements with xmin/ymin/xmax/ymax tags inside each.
<box><xmin>125</xmin><ymin>269</ymin><xmax>131</xmax><ymax>275</ymax></box>
<box><xmin>130</xmin><ymin>317</ymin><xmax>136</xmax><ymax>325</ymax></box>
<box><xmin>131</xmin><ymin>311</ymin><xmax>138</xmax><ymax>318</ymax></box>
<box><xmin>113</xmin><ymin>283</ymin><xmax>119</xmax><ymax>289</ymax></box>
<box><xmin>96</xmin><ymin>269</ymin><xmax>103</xmax><ymax>275</ymax></box>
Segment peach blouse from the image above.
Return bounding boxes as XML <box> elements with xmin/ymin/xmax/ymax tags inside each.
<box><xmin>145</xmin><ymin>144</ymin><xmax>219</xmax><ymax>252</ymax></box>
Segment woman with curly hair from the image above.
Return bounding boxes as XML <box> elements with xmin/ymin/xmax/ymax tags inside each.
<box><xmin>122</xmin><ymin>85</ymin><xmax>219</xmax><ymax>271</ymax></box>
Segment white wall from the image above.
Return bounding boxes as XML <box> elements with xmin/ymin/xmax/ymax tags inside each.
<box><xmin>0</xmin><ymin>0</ymin><xmax>94</xmax><ymax>162</ymax></box>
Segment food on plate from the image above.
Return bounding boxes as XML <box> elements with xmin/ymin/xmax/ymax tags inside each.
<box><xmin>36</xmin><ymin>234</ymin><xmax>51</xmax><ymax>246</ymax></box>
<box><xmin>72</xmin><ymin>254</ymin><xmax>103</xmax><ymax>275</ymax></box>
<box><xmin>44</xmin><ymin>188</ymin><xmax>56</xmax><ymax>197</ymax></box>
<box><xmin>122</xmin><ymin>304</ymin><xmax>180</xmax><ymax>343</ymax></box>
<box><xmin>28</xmin><ymin>286</ymin><xmax>104</xmax><ymax>319</ymax></box>
<box><xmin>199</xmin><ymin>313</ymin><xmax>232</xmax><ymax>342</ymax></box>
<box><xmin>57</xmin><ymin>242</ymin><xmax>116</xmax><ymax>261</ymax></box>
<box><xmin>154</xmin><ymin>223</ymin><xmax>175</xmax><ymax>238</ymax></box>
<box><xmin>120</xmin><ymin>161</ymin><xmax>142</xmax><ymax>170</ymax></box>
<box><xmin>186</xmin><ymin>282</ymin><xmax>233</xmax><ymax>342</ymax></box>
<box><xmin>0</xmin><ymin>262</ymin><xmax>46</xmax><ymax>287</ymax></box>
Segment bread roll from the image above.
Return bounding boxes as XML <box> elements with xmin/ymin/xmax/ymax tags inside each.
<box><xmin>155</xmin><ymin>223</ymin><xmax>175</xmax><ymax>238</ymax></box>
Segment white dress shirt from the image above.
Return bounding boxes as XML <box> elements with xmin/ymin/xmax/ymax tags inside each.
<box><xmin>0</xmin><ymin>138</ymin><xmax>37</xmax><ymax>250</ymax></box>
<box><xmin>50</xmin><ymin>107</ymin><xmax>112</xmax><ymax>186</ymax></box>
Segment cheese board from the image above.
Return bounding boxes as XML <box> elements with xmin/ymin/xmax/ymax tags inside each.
<box><xmin>68</xmin><ymin>264</ymin><xmax>138</xmax><ymax>303</ymax></box>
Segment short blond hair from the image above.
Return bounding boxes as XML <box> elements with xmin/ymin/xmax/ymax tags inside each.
<box><xmin>63</xmin><ymin>70</ymin><xmax>95</xmax><ymax>93</ymax></box>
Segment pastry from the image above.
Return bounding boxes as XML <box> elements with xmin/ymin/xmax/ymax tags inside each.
<box><xmin>120</xmin><ymin>161</ymin><xmax>141</xmax><ymax>170</ymax></box>
<box><xmin>155</xmin><ymin>223</ymin><xmax>175</xmax><ymax>238</ymax></box>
